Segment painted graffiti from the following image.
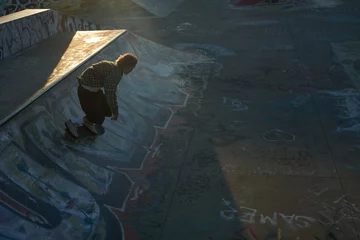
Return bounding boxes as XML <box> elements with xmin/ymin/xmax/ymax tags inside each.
<box><xmin>1</xmin><ymin>0</ymin><xmax>37</xmax><ymax>15</ymax></box>
<box><xmin>221</xmin><ymin>198</ymin><xmax>316</xmax><ymax>230</ymax></box>
<box><xmin>0</xmin><ymin>9</ymin><xmax>100</xmax><ymax>60</ymax></box>
<box><xmin>0</xmin><ymin>144</ymin><xmax>106</xmax><ymax>239</ymax></box>
<box><xmin>0</xmin><ymin>0</ymin><xmax>83</xmax><ymax>16</ymax></box>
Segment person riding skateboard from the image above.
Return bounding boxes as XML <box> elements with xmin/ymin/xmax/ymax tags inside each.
<box><xmin>66</xmin><ymin>53</ymin><xmax>138</xmax><ymax>137</ymax></box>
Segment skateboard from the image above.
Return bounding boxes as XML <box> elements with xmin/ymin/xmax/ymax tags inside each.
<box><xmin>64</xmin><ymin>121</ymin><xmax>105</xmax><ymax>144</ymax></box>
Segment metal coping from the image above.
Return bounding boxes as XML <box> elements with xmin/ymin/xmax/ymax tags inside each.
<box><xmin>0</xmin><ymin>30</ymin><xmax>127</xmax><ymax>127</ymax></box>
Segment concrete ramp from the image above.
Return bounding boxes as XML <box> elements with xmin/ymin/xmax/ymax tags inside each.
<box><xmin>0</xmin><ymin>29</ymin><xmax>217</xmax><ymax>239</ymax></box>
<box><xmin>132</xmin><ymin>0</ymin><xmax>184</xmax><ymax>17</ymax></box>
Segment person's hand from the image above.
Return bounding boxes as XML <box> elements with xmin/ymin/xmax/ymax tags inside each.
<box><xmin>111</xmin><ymin>114</ymin><xmax>118</xmax><ymax>120</ymax></box>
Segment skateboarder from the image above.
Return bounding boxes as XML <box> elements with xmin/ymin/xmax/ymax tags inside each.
<box><xmin>66</xmin><ymin>53</ymin><xmax>138</xmax><ymax>137</ymax></box>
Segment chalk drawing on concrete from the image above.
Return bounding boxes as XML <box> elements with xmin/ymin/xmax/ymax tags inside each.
<box><xmin>222</xmin><ymin>97</ymin><xmax>249</xmax><ymax>111</ymax></box>
<box><xmin>174</xmin><ymin>43</ymin><xmax>236</xmax><ymax>58</ymax></box>
<box><xmin>166</xmin><ymin>22</ymin><xmax>197</xmax><ymax>32</ymax></box>
<box><xmin>318</xmin><ymin>89</ymin><xmax>360</xmax><ymax>133</ymax></box>
<box><xmin>299</xmin><ymin>184</ymin><xmax>360</xmax><ymax>238</ymax></box>
<box><xmin>221</xmin><ymin>198</ymin><xmax>316</xmax><ymax>229</ymax></box>
<box><xmin>263</xmin><ymin>129</ymin><xmax>295</xmax><ymax>141</ymax></box>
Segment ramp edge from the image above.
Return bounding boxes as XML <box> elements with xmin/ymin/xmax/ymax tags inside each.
<box><xmin>0</xmin><ymin>9</ymin><xmax>50</xmax><ymax>24</ymax></box>
<box><xmin>0</xmin><ymin>30</ymin><xmax>127</xmax><ymax>127</ymax></box>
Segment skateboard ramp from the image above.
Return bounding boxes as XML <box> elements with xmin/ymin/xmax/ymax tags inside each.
<box><xmin>132</xmin><ymin>0</ymin><xmax>184</xmax><ymax>17</ymax></box>
<box><xmin>0</xmin><ymin>29</ymin><xmax>218</xmax><ymax>239</ymax></box>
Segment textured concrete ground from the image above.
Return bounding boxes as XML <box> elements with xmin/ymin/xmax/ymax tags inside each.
<box><xmin>99</xmin><ymin>0</ymin><xmax>360</xmax><ymax>239</ymax></box>
<box><xmin>2</xmin><ymin>0</ymin><xmax>360</xmax><ymax>239</ymax></box>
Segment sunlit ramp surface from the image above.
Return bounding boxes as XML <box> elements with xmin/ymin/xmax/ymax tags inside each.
<box><xmin>0</xmin><ymin>9</ymin><xmax>102</xmax><ymax>61</ymax></box>
<box><xmin>0</xmin><ymin>30</ymin><xmax>124</xmax><ymax>124</ymax></box>
<box><xmin>0</xmin><ymin>30</ymin><xmax>219</xmax><ymax>239</ymax></box>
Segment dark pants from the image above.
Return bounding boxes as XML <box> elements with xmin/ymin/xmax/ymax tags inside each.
<box><xmin>77</xmin><ymin>84</ymin><xmax>112</xmax><ymax>125</ymax></box>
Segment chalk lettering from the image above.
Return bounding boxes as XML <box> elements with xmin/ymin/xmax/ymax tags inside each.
<box><xmin>308</xmin><ymin>184</ymin><xmax>328</xmax><ymax>196</ymax></box>
<box><xmin>295</xmin><ymin>216</ymin><xmax>316</xmax><ymax>228</ymax></box>
<box><xmin>238</xmin><ymin>207</ymin><xmax>257</xmax><ymax>224</ymax></box>
<box><xmin>279</xmin><ymin>214</ymin><xmax>295</xmax><ymax>228</ymax></box>
<box><xmin>220</xmin><ymin>198</ymin><xmax>237</xmax><ymax>220</ymax></box>
<box><xmin>260</xmin><ymin>213</ymin><xmax>278</xmax><ymax>226</ymax></box>
<box><xmin>221</xmin><ymin>199</ymin><xmax>316</xmax><ymax>229</ymax></box>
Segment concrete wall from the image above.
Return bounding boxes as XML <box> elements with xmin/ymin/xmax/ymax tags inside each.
<box><xmin>0</xmin><ymin>0</ymin><xmax>82</xmax><ymax>16</ymax></box>
<box><xmin>0</xmin><ymin>9</ymin><xmax>100</xmax><ymax>60</ymax></box>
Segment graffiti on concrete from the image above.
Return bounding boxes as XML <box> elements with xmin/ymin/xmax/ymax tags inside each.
<box><xmin>1</xmin><ymin>0</ymin><xmax>37</xmax><ymax>15</ymax></box>
<box><xmin>0</xmin><ymin>0</ymin><xmax>82</xmax><ymax>16</ymax></box>
<box><xmin>221</xmin><ymin>198</ymin><xmax>316</xmax><ymax>229</ymax></box>
<box><xmin>0</xmin><ymin>144</ymin><xmax>111</xmax><ymax>239</ymax></box>
<box><xmin>0</xmin><ymin>32</ymin><xmax>218</xmax><ymax>239</ymax></box>
<box><xmin>0</xmin><ymin>9</ymin><xmax>100</xmax><ymax>60</ymax></box>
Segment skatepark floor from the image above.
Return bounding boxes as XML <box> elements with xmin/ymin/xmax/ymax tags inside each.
<box><xmin>2</xmin><ymin>0</ymin><xmax>360</xmax><ymax>239</ymax></box>
<box><xmin>111</xmin><ymin>0</ymin><xmax>360</xmax><ymax>239</ymax></box>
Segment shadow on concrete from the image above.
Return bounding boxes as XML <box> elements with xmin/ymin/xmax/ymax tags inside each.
<box><xmin>0</xmin><ymin>32</ymin><xmax>74</xmax><ymax>122</ymax></box>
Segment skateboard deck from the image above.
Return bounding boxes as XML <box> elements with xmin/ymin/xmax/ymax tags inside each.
<box><xmin>64</xmin><ymin>122</ymin><xmax>105</xmax><ymax>143</ymax></box>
